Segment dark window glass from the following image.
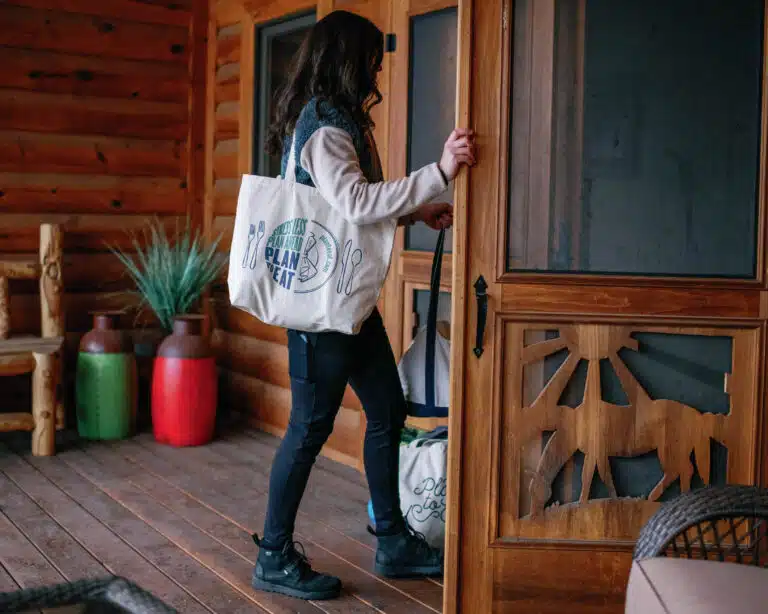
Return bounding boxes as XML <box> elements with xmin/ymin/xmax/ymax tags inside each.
<box><xmin>253</xmin><ymin>13</ymin><xmax>316</xmax><ymax>177</ymax></box>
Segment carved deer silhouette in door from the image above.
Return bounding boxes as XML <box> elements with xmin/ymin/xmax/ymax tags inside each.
<box><xmin>516</xmin><ymin>325</ymin><xmax>727</xmax><ymax>517</ymax></box>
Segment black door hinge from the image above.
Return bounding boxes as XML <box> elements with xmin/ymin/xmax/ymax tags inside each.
<box><xmin>386</xmin><ymin>33</ymin><xmax>397</xmax><ymax>53</ymax></box>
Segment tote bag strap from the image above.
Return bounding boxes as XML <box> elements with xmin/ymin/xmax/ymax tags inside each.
<box><xmin>424</xmin><ymin>227</ymin><xmax>446</xmax><ymax>413</ymax></box>
<box><xmin>284</xmin><ymin>131</ymin><xmax>298</xmax><ymax>182</ymax></box>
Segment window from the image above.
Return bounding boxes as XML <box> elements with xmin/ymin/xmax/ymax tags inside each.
<box><xmin>253</xmin><ymin>12</ymin><xmax>316</xmax><ymax>177</ymax></box>
<box><xmin>507</xmin><ymin>0</ymin><xmax>765</xmax><ymax>278</ymax></box>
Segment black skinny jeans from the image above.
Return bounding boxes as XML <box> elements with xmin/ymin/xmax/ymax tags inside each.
<box><xmin>262</xmin><ymin>309</ymin><xmax>406</xmax><ymax>548</ymax></box>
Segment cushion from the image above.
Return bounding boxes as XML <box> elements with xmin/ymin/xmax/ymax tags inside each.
<box><xmin>626</xmin><ymin>558</ymin><xmax>768</xmax><ymax>613</ymax></box>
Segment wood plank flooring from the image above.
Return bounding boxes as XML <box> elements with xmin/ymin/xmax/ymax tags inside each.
<box><xmin>0</xmin><ymin>430</ymin><xmax>444</xmax><ymax>613</ymax></box>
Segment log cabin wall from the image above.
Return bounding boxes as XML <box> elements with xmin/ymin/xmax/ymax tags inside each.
<box><xmin>0</xmin><ymin>0</ymin><xmax>208</xmax><ymax>418</ymax></box>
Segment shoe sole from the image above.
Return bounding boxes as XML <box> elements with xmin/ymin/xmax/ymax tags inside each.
<box><xmin>374</xmin><ymin>563</ymin><xmax>444</xmax><ymax>579</ymax></box>
<box><xmin>251</xmin><ymin>576</ymin><xmax>341</xmax><ymax>601</ymax></box>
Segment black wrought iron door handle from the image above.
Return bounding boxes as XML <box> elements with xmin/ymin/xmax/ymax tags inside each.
<box><xmin>473</xmin><ymin>275</ymin><xmax>488</xmax><ymax>357</ymax></box>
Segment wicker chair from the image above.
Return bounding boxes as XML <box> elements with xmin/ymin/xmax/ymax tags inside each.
<box><xmin>627</xmin><ymin>485</ymin><xmax>768</xmax><ymax>613</ymax></box>
<box><xmin>0</xmin><ymin>576</ymin><xmax>175</xmax><ymax>613</ymax></box>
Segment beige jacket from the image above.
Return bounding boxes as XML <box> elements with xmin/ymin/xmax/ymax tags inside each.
<box><xmin>300</xmin><ymin>126</ymin><xmax>448</xmax><ymax>225</ymax></box>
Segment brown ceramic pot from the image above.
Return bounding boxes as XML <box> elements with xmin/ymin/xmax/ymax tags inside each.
<box><xmin>79</xmin><ymin>312</ymin><xmax>133</xmax><ymax>353</ymax></box>
<box><xmin>156</xmin><ymin>315</ymin><xmax>211</xmax><ymax>358</ymax></box>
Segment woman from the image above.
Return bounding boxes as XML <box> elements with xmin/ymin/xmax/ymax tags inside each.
<box><xmin>252</xmin><ymin>9</ymin><xmax>475</xmax><ymax>601</ymax></box>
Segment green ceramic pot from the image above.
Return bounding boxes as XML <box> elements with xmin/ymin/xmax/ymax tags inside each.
<box><xmin>76</xmin><ymin>313</ymin><xmax>137</xmax><ymax>440</ymax></box>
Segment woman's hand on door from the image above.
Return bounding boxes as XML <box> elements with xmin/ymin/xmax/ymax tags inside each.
<box><xmin>438</xmin><ymin>128</ymin><xmax>476</xmax><ymax>181</ymax></box>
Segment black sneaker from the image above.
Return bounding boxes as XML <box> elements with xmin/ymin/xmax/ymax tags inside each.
<box><xmin>251</xmin><ymin>534</ymin><xmax>342</xmax><ymax>600</ymax></box>
<box><xmin>369</xmin><ymin>524</ymin><xmax>444</xmax><ymax>578</ymax></box>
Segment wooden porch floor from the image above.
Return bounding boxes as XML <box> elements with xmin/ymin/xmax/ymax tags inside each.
<box><xmin>0</xmin><ymin>429</ymin><xmax>444</xmax><ymax>613</ymax></box>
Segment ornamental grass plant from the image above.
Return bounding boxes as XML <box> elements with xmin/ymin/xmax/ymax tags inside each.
<box><xmin>110</xmin><ymin>219</ymin><xmax>226</xmax><ymax>332</ymax></box>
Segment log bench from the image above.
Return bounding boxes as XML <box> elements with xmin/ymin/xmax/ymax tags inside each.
<box><xmin>0</xmin><ymin>224</ymin><xmax>64</xmax><ymax>456</ymax></box>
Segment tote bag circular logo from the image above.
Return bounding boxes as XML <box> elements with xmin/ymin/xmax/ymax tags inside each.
<box><xmin>264</xmin><ymin>218</ymin><xmax>338</xmax><ymax>294</ymax></box>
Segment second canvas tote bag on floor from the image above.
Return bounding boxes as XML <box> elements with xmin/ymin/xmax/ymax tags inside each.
<box><xmin>228</xmin><ymin>135</ymin><xmax>397</xmax><ymax>334</ymax></box>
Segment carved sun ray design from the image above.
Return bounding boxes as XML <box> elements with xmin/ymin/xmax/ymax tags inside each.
<box><xmin>519</xmin><ymin>325</ymin><xmax>729</xmax><ymax>518</ymax></box>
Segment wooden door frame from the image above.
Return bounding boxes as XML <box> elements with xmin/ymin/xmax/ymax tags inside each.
<box><xmin>444</xmin><ymin>0</ymin><xmax>768</xmax><ymax>611</ymax></box>
<box><xmin>443</xmin><ymin>0</ymin><xmax>471</xmax><ymax>609</ymax></box>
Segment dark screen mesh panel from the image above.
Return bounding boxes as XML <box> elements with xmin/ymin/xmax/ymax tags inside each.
<box><xmin>507</xmin><ymin>0</ymin><xmax>763</xmax><ymax>277</ymax></box>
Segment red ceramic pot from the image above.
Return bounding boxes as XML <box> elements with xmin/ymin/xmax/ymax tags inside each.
<box><xmin>152</xmin><ymin>315</ymin><xmax>217</xmax><ymax>446</ymax></box>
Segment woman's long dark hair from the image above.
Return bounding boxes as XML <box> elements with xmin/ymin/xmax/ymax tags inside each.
<box><xmin>265</xmin><ymin>10</ymin><xmax>384</xmax><ymax>156</ymax></box>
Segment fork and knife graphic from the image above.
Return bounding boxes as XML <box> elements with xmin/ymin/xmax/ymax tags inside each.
<box><xmin>337</xmin><ymin>240</ymin><xmax>362</xmax><ymax>296</ymax></box>
<box><xmin>242</xmin><ymin>221</ymin><xmax>266</xmax><ymax>269</ymax></box>
<box><xmin>243</xmin><ymin>222</ymin><xmax>362</xmax><ymax>295</ymax></box>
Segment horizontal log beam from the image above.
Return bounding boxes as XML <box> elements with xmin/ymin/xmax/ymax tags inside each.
<box><xmin>0</xmin><ymin>213</ymin><xmax>185</xmax><ymax>232</ymax></box>
<box><xmin>0</xmin><ymin>173</ymin><xmax>186</xmax><ymax>215</ymax></box>
<box><xmin>5</xmin><ymin>0</ymin><xmax>192</xmax><ymax>27</ymax></box>
<box><xmin>0</xmin><ymin>253</ymin><xmax>135</xmax><ymax>294</ymax></box>
<box><xmin>217</xmin><ymin>33</ymin><xmax>241</xmax><ymax>66</ymax></box>
<box><xmin>213</xmin><ymin>0</ymin><xmax>246</xmax><ymax>26</ymax></box>
<box><xmin>211</xmin><ymin>299</ymin><xmax>287</xmax><ymax>344</ymax></box>
<box><xmin>9</xmin><ymin>293</ymin><xmax>152</xmax><ymax>334</ymax></box>
<box><xmin>215</xmin><ymin>101</ymin><xmax>239</xmax><ymax>140</ymax></box>
<box><xmin>0</xmin><ymin>130</ymin><xmax>184</xmax><ymax>178</ymax></box>
<box><xmin>0</xmin><ymin>277</ymin><xmax>7</xmax><ymax>339</ymax></box>
<box><xmin>0</xmin><ymin>337</ymin><xmax>63</xmax><ymax>357</ymax></box>
<box><xmin>0</xmin><ymin>213</ymin><xmax>183</xmax><ymax>253</ymax></box>
<box><xmin>0</xmin><ymin>91</ymin><xmax>187</xmax><ymax>141</ymax></box>
<box><xmin>0</xmin><ymin>257</ymin><xmax>39</xmax><ymax>279</ymax></box>
<box><xmin>0</xmin><ymin>48</ymin><xmax>189</xmax><ymax>103</ymax></box>
<box><xmin>216</xmin><ymin>80</ymin><xmax>240</xmax><ymax>105</ymax></box>
<box><xmin>0</xmin><ymin>4</ymin><xmax>189</xmax><ymax>63</ymax></box>
<box><xmin>0</xmin><ymin>412</ymin><xmax>35</xmax><ymax>433</ymax></box>
<box><xmin>244</xmin><ymin>0</ymin><xmax>315</xmax><ymax>24</ymax></box>
<box><xmin>211</xmin><ymin>215</ymin><xmax>234</xmax><ymax>250</ymax></box>
<box><xmin>213</xmin><ymin>139</ymin><xmax>239</xmax><ymax>180</ymax></box>
<box><xmin>0</xmin><ymin>352</ymin><xmax>37</xmax><ymax>376</ymax></box>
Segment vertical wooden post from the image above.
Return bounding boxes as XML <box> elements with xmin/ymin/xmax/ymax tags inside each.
<box><xmin>39</xmin><ymin>223</ymin><xmax>64</xmax><ymax>428</ymax></box>
<box><xmin>40</xmin><ymin>224</ymin><xmax>64</xmax><ymax>338</ymax></box>
<box><xmin>0</xmin><ymin>276</ymin><xmax>8</xmax><ymax>340</ymax></box>
<box><xmin>31</xmin><ymin>349</ymin><xmax>58</xmax><ymax>457</ymax></box>
<box><xmin>238</xmin><ymin>16</ymin><xmax>255</xmax><ymax>179</ymax></box>
<box><xmin>201</xmin><ymin>13</ymin><xmax>218</xmax><ymax>340</ymax></box>
<box><xmin>188</xmin><ymin>0</ymin><xmax>210</xmax><ymax>234</ymax></box>
<box><xmin>444</xmin><ymin>0</ymin><xmax>474</xmax><ymax>609</ymax></box>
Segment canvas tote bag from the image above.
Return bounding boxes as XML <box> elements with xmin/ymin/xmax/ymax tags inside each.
<box><xmin>228</xmin><ymin>134</ymin><xmax>397</xmax><ymax>334</ymax></box>
<box><xmin>398</xmin><ymin>430</ymin><xmax>448</xmax><ymax>549</ymax></box>
<box><xmin>397</xmin><ymin>228</ymin><xmax>450</xmax><ymax>417</ymax></box>
<box><xmin>367</xmin><ymin>428</ymin><xmax>449</xmax><ymax>549</ymax></box>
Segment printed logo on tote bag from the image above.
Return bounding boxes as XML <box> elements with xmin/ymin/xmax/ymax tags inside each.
<box><xmin>241</xmin><ymin>217</ymin><xmax>342</xmax><ymax>294</ymax></box>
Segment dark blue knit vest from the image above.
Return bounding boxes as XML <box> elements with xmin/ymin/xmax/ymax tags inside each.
<box><xmin>280</xmin><ymin>98</ymin><xmax>380</xmax><ymax>187</ymax></box>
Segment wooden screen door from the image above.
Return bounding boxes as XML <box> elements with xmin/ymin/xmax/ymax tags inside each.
<box><xmin>445</xmin><ymin>0</ymin><xmax>768</xmax><ymax>612</ymax></box>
